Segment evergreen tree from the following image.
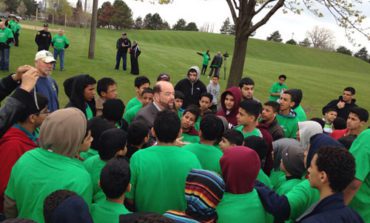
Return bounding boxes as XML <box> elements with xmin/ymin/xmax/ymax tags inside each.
<box><xmin>286</xmin><ymin>39</ymin><xmax>297</xmax><ymax>45</ymax></box>
<box><xmin>336</xmin><ymin>46</ymin><xmax>352</xmax><ymax>56</ymax></box>
<box><xmin>299</xmin><ymin>38</ymin><xmax>311</xmax><ymax>48</ymax></box>
<box><xmin>111</xmin><ymin>0</ymin><xmax>133</xmax><ymax>29</ymax></box>
<box><xmin>173</xmin><ymin>18</ymin><xmax>186</xmax><ymax>30</ymax></box>
<box><xmin>97</xmin><ymin>1</ymin><xmax>114</xmax><ymax>27</ymax></box>
<box><xmin>354</xmin><ymin>47</ymin><xmax>368</xmax><ymax>61</ymax></box>
<box><xmin>185</xmin><ymin>22</ymin><xmax>198</xmax><ymax>31</ymax></box>
<box><xmin>220</xmin><ymin>18</ymin><xmax>231</xmax><ymax>34</ymax></box>
<box><xmin>267</xmin><ymin>31</ymin><xmax>282</xmax><ymax>42</ymax></box>
<box><xmin>134</xmin><ymin>16</ymin><xmax>143</xmax><ymax>29</ymax></box>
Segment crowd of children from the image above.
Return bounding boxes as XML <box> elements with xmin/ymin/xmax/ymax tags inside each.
<box><xmin>0</xmin><ymin>63</ymin><xmax>369</xmax><ymax>223</ymax></box>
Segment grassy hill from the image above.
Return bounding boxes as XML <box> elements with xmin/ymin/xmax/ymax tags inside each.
<box><xmin>1</xmin><ymin>21</ymin><xmax>369</xmax><ymax>118</ymax></box>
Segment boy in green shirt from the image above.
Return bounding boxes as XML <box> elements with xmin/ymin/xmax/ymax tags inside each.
<box><xmin>51</xmin><ymin>29</ymin><xmax>69</xmax><ymax>71</ymax></box>
<box><xmin>124</xmin><ymin>87</ymin><xmax>153</xmax><ymax>125</ymax></box>
<box><xmin>219</xmin><ymin>129</ymin><xmax>244</xmax><ymax>152</ymax></box>
<box><xmin>125</xmin><ymin>76</ymin><xmax>150</xmax><ymax>112</ymax></box>
<box><xmin>92</xmin><ymin>157</ymin><xmax>131</xmax><ymax>223</ymax></box>
<box><xmin>174</xmin><ymin>90</ymin><xmax>185</xmax><ymax>118</ymax></box>
<box><xmin>126</xmin><ymin>110</ymin><xmax>201</xmax><ymax>213</ymax></box>
<box><xmin>194</xmin><ymin>92</ymin><xmax>213</xmax><ymax>131</ymax></box>
<box><xmin>0</xmin><ymin>21</ymin><xmax>14</xmax><ymax>71</ymax></box>
<box><xmin>277</xmin><ymin>90</ymin><xmax>299</xmax><ymax>139</ymax></box>
<box><xmin>235</xmin><ymin>100</ymin><xmax>263</xmax><ymax>138</ymax></box>
<box><xmin>184</xmin><ymin>114</ymin><xmax>224</xmax><ymax>174</ymax></box>
<box><xmin>84</xmin><ymin>128</ymin><xmax>127</xmax><ymax>203</ymax></box>
<box><xmin>96</xmin><ymin>77</ymin><xmax>118</xmax><ymax>116</ymax></box>
<box><xmin>269</xmin><ymin>74</ymin><xmax>288</xmax><ymax>102</ymax></box>
<box><xmin>181</xmin><ymin>105</ymin><xmax>201</xmax><ymax>144</ymax></box>
<box><xmin>196</xmin><ymin>50</ymin><xmax>210</xmax><ymax>75</ymax></box>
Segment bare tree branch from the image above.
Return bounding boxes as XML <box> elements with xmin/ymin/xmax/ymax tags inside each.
<box><xmin>226</xmin><ymin>0</ymin><xmax>238</xmax><ymax>24</ymax></box>
<box><xmin>255</xmin><ymin>0</ymin><xmax>275</xmax><ymax>15</ymax></box>
<box><xmin>246</xmin><ymin>0</ymin><xmax>284</xmax><ymax>36</ymax></box>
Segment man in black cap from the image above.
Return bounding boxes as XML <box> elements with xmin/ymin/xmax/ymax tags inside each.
<box><xmin>115</xmin><ymin>32</ymin><xmax>131</xmax><ymax>71</ymax></box>
<box><xmin>35</xmin><ymin>24</ymin><xmax>52</xmax><ymax>51</ymax></box>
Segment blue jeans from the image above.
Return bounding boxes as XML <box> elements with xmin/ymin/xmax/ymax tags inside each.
<box><xmin>0</xmin><ymin>48</ymin><xmax>10</xmax><ymax>71</ymax></box>
<box><xmin>53</xmin><ymin>48</ymin><xmax>65</xmax><ymax>70</ymax></box>
<box><xmin>115</xmin><ymin>51</ymin><xmax>127</xmax><ymax>70</ymax></box>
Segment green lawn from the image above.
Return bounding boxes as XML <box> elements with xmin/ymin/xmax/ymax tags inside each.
<box><xmin>1</xmin><ymin>21</ymin><xmax>370</xmax><ymax>118</ymax></box>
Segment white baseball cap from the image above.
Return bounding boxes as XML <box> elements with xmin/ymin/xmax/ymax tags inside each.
<box><xmin>35</xmin><ymin>50</ymin><xmax>56</xmax><ymax>63</ymax></box>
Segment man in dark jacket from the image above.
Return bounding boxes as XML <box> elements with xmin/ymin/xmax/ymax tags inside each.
<box><xmin>175</xmin><ymin>66</ymin><xmax>206</xmax><ymax>109</ymax></box>
<box><xmin>115</xmin><ymin>32</ymin><xmax>131</xmax><ymax>71</ymax></box>
<box><xmin>35</xmin><ymin>24</ymin><xmax>52</xmax><ymax>51</ymax></box>
<box><xmin>259</xmin><ymin>101</ymin><xmax>284</xmax><ymax>141</ymax></box>
<box><xmin>322</xmin><ymin>87</ymin><xmax>357</xmax><ymax>120</ymax></box>
<box><xmin>295</xmin><ymin>147</ymin><xmax>363</xmax><ymax>222</ymax></box>
<box><xmin>208</xmin><ymin>52</ymin><xmax>223</xmax><ymax>77</ymax></box>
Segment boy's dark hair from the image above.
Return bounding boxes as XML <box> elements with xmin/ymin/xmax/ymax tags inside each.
<box><xmin>183</xmin><ymin>105</ymin><xmax>201</xmax><ymax>121</ymax></box>
<box><xmin>239</xmin><ymin>100</ymin><xmax>262</xmax><ymax>120</ymax></box>
<box><xmin>200</xmin><ymin>92</ymin><xmax>213</xmax><ymax>103</ymax></box>
<box><xmin>18</xmin><ymin>93</ymin><xmax>49</xmax><ymax>123</ymax></box>
<box><xmin>222</xmin><ymin>129</ymin><xmax>244</xmax><ymax>146</ymax></box>
<box><xmin>289</xmin><ymin>89</ymin><xmax>303</xmax><ymax>108</ymax></box>
<box><xmin>315</xmin><ymin>147</ymin><xmax>355</xmax><ymax>192</ymax></box>
<box><xmin>134</xmin><ymin>76</ymin><xmax>150</xmax><ymax>88</ymax></box>
<box><xmin>349</xmin><ymin>107</ymin><xmax>369</xmax><ymax>122</ymax></box>
<box><xmin>100</xmin><ymin>156</ymin><xmax>131</xmax><ymax>199</ymax></box>
<box><xmin>154</xmin><ymin>110</ymin><xmax>181</xmax><ymax>143</ymax></box>
<box><xmin>211</xmin><ymin>75</ymin><xmax>219</xmax><ymax>79</ymax></box>
<box><xmin>102</xmin><ymin>99</ymin><xmax>125</xmax><ymax>122</ymax></box>
<box><xmin>282</xmin><ymin>89</ymin><xmax>296</xmax><ymax>105</ymax></box>
<box><xmin>43</xmin><ymin>190</ymin><xmax>80</xmax><ymax>223</ymax></box>
<box><xmin>238</xmin><ymin>77</ymin><xmax>254</xmax><ymax>88</ymax></box>
<box><xmin>175</xmin><ymin>90</ymin><xmax>185</xmax><ymax>100</ymax></box>
<box><xmin>323</xmin><ymin>106</ymin><xmax>337</xmax><ymax>115</ymax></box>
<box><xmin>87</xmin><ymin>117</ymin><xmax>116</xmax><ymax>150</ymax></box>
<box><xmin>244</xmin><ymin>136</ymin><xmax>268</xmax><ymax>162</ymax></box>
<box><xmin>127</xmin><ymin>121</ymin><xmax>149</xmax><ymax>158</ymax></box>
<box><xmin>264</xmin><ymin>101</ymin><xmax>280</xmax><ymax>113</ymax></box>
<box><xmin>141</xmin><ymin>87</ymin><xmax>154</xmax><ymax>96</ymax></box>
<box><xmin>98</xmin><ymin>128</ymin><xmax>127</xmax><ymax>161</ymax></box>
<box><xmin>97</xmin><ymin>77</ymin><xmax>116</xmax><ymax>97</ymax></box>
<box><xmin>333</xmin><ymin>117</ymin><xmax>347</xmax><ymax>130</ymax></box>
<box><xmin>200</xmin><ymin>114</ymin><xmax>224</xmax><ymax>141</ymax></box>
<box><xmin>338</xmin><ymin>135</ymin><xmax>357</xmax><ymax>150</ymax></box>
<box><xmin>310</xmin><ymin>117</ymin><xmax>325</xmax><ymax>129</ymax></box>
<box><xmin>278</xmin><ymin>74</ymin><xmax>287</xmax><ymax>80</ymax></box>
<box><xmin>344</xmin><ymin>87</ymin><xmax>356</xmax><ymax>95</ymax></box>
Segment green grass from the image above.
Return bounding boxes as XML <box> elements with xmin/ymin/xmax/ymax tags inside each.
<box><xmin>1</xmin><ymin>21</ymin><xmax>370</xmax><ymax>118</ymax></box>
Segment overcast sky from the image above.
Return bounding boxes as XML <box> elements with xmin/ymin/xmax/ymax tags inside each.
<box><xmin>69</xmin><ymin>0</ymin><xmax>370</xmax><ymax>51</ymax></box>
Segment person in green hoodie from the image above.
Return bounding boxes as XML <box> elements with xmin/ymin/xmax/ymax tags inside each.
<box><xmin>8</xmin><ymin>17</ymin><xmax>20</xmax><ymax>47</ymax></box>
<box><xmin>91</xmin><ymin>156</ymin><xmax>131</xmax><ymax>223</ymax></box>
<box><xmin>196</xmin><ymin>49</ymin><xmax>210</xmax><ymax>75</ymax></box>
<box><xmin>277</xmin><ymin>89</ymin><xmax>299</xmax><ymax>138</ymax></box>
<box><xmin>0</xmin><ymin>21</ymin><xmax>14</xmax><ymax>71</ymax></box>
<box><xmin>51</xmin><ymin>29</ymin><xmax>69</xmax><ymax>71</ymax></box>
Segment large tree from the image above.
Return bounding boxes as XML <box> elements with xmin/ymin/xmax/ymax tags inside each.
<box><xmin>173</xmin><ymin>18</ymin><xmax>187</xmax><ymax>30</ymax></box>
<box><xmin>111</xmin><ymin>0</ymin><xmax>133</xmax><ymax>29</ymax></box>
<box><xmin>267</xmin><ymin>30</ymin><xmax>282</xmax><ymax>42</ymax></box>
<box><xmin>97</xmin><ymin>1</ymin><xmax>114</xmax><ymax>27</ymax></box>
<box><xmin>354</xmin><ymin>47</ymin><xmax>368</xmax><ymax>62</ymax></box>
<box><xmin>306</xmin><ymin>26</ymin><xmax>335</xmax><ymax>50</ymax></box>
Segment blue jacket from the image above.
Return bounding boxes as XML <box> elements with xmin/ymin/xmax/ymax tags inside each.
<box><xmin>35</xmin><ymin>76</ymin><xmax>59</xmax><ymax>112</ymax></box>
<box><xmin>296</xmin><ymin>193</ymin><xmax>363</xmax><ymax>223</ymax></box>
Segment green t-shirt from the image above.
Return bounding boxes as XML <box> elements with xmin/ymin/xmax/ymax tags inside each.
<box><xmin>52</xmin><ymin>34</ymin><xmax>70</xmax><ymax>50</ymax></box>
<box><xmin>349</xmin><ymin>129</ymin><xmax>370</xmax><ymax>221</ymax></box>
<box><xmin>5</xmin><ymin>148</ymin><xmax>92</xmax><ymax>223</ymax></box>
<box><xmin>0</xmin><ymin>27</ymin><xmax>14</xmax><ymax>44</ymax></box>
<box><xmin>276</xmin><ymin>114</ymin><xmax>298</xmax><ymax>139</ymax></box>
<box><xmin>276</xmin><ymin>178</ymin><xmax>302</xmax><ymax>195</ymax></box>
<box><xmin>257</xmin><ymin>169</ymin><xmax>272</xmax><ymax>188</ymax></box>
<box><xmin>269</xmin><ymin>82</ymin><xmax>288</xmax><ymax>102</ymax></box>
<box><xmin>126</xmin><ymin>145</ymin><xmax>201</xmax><ymax>213</ymax></box>
<box><xmin>183</xmin><ymin>143</ymin><xmax>222</xmax><ymax>174</ymax></box>
<box><xmin>10</xmin><ymin>21</ymin><xmax>21</xmax><ymax>33</ymax></box>
<box><xmin>270</xmin><ymin>170</ymin><xmax>286</xmax><ymax>190</ymax></box>
<box><xmin>92</xmin><ymin>199</ymin><xmax>130</xmax><ymax>223</ymax></box>
<box><xmin>234</xmin><ymin>125</ymin><xmax>262</xmax><ymax>139</ymax></box>
<box><xmin>194</xmin><ymin>116</ymin><xmax>201</xmax><ymax>131</ymax></box>
<box><xmin>285</xmin><ymin>179</ymin><xmax>320</xmax><ymax>220</ymax></box>
<box><xmin>126</xmin><ymin>97</ymin><xmax>142</xmax><ymax>113</ymax></box>
<box><xmin>293</xmin><ymin>105</ymin><xmax>307</xmax><ymax>122</ymax></box>
<box><xmin>216</xmin><ymin>190</ymin><xmax>273</xmax><ymax>223</ymax></box>
<box><xmin>80</xmin><ymin>148</ymin><xmax>98</xmax><ymax>160</ymax></box>
<box><xmin>182</xmin><ymin>133</ymin><xmax>200</xmax><ymax>144</ymax></box>
<box><xmin>86</xmin><ymin>104</ymin><xmax>93</xmax><ymax>120</ymax></box>
<box><xmin>123</xmin><ymin>104</ymin><xmax>143</xmax><ymax>125</ymax></box>
<box><xmin>83</xmin><ymin>155</ymin><xmax>106</xmax><ymax>202</ymax></box>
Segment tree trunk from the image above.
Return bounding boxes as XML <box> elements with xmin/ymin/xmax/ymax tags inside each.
<box><xmin>226</xmin><ymin>31</ymin><xmax>249</xmax><ymax>88</ymax></box>
<box><xmin>88</xmin><ymin>0</ymin><xmax>98</xmax><ymax>59</ymax></box>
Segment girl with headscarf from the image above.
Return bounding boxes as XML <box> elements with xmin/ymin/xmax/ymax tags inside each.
<box><xmin>3</xmin><ymin>108</ymin><xmax>93</xmax><ymax>223</ymax></box>
<box><xmin>164</xmin><ymin>169</ymin><xmax>225</xmax><ymax>223</ymax></box>
<box><xmin>297</xmin><ymin>121</ymin><xmax>323</xmax><ymax>150</ymax></box>
<box><xmin>216</xmin><ymin>146</ymin><xmax>272</xmax><ymax>223</ymax></box>
<box><xmin>255</xmin><ymin>134</ymin><xmax>344</xmax><ymax>222</ymax></box>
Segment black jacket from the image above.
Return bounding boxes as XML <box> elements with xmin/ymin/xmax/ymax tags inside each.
<box><xmin>322</xmin><ymin>96</ymin><xmax>357</xmax><ymax>120</ymax></box>
<box><xmin>35</xmin><ymin>30</ymin><xmax>52</xmax><ymax>49</ymax></box>
<box><xmin>116</xmin><ymin>38</ymin><xmax>131</xmax><ymax>53</ymax></box>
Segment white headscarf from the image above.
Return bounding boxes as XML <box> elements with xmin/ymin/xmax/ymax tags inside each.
<box><xmin>298</xmin><ymin>121</ymin><xmax>323</xmax><ymax>149</ymax></box>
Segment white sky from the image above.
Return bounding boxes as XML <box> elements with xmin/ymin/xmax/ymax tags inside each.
<box><xmin>69</xmin><ymin>0</ymin><xmax>370</xmax><ymax>51</ymax></box>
